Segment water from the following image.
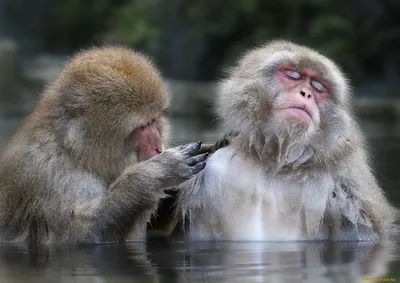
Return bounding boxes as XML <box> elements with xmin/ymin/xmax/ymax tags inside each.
<box><xmin>0</xmin><ymin>114</ymin><xmax>399</xmax><ymax>282</ymax></box>
<box><xmin>0</xmin><ymin>240</ymin><xmax>398</xmax><ymax>283</ymax></box>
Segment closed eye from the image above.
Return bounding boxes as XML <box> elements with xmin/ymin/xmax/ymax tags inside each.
<box><xmin>283</xmin><ymin>69</ymin><xmax>301</xmax><ymax>80</ymax></box>
<box><xmin>311</xmin><ymin>80</ymin><xmax>327</xmax><ymax>92</ymax></box>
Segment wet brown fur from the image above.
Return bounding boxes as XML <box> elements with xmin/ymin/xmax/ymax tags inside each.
<box><xmin>0</xmin><ymin>46</ymin><xmax>208</xmax><ymax>244</ymax></box>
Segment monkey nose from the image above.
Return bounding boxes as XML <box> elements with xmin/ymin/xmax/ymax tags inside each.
<box><xmin>300</xmin><ymin>89</ymin><xmax>312</xmax><ymax>99</ymax></box>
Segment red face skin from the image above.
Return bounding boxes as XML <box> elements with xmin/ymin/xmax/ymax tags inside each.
<box><xmin>275</xmin><ymin>64</ymin><xmax>330</xmax><ymax>124</ymax></box>
<box><xmin>132</xmin><ymin>119</ymin><xmax>163</xmax><ymax>161</ymax></box>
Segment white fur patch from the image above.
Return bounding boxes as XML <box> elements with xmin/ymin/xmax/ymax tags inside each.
<box><xmin>189</xmin><ymin>146</ymin><xmax>312</xmax><ymax>241</ymax></box>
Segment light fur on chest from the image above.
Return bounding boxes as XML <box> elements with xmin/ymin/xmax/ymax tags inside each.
<box><xmin>188</xmin><ymin>147</ymin><xmax>333</xmax><ymax>241</ymax></box>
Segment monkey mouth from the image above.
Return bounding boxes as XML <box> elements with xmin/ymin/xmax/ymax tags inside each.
<box><xmin>283</xmin><ymin>106</ymin><xmax>312</xmax><ymax>123</ymax></box>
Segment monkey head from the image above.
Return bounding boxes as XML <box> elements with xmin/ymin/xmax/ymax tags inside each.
<box><xmin>217</xmin><ymin>40</ymin><xmax>358</xmax><ymax>170</ymax></box>
<box><xmin>43</xmin><ymin>46</ymin><xmax>170</xmax><ymax>179</ymax></box>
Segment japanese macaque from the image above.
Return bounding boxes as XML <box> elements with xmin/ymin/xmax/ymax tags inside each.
<box><xmin>176</xmin><ymin>40</ymin><xmax>398</xmax><ymax>241</ymax></box>
<box><xmin>0</xmin><ymin>46</ymin><xmax>223</xmax><ymax>244</ymax></box>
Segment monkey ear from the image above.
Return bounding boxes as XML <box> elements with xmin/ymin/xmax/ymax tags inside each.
<box><xmin>60</xmin><ymin>87</ymin><xmax>88</xmax><ymax>118</ymax></box>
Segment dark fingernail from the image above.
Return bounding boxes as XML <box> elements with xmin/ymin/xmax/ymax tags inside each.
<box><xmin>193</xmin><ymin>161</ymin><xmax>206</xmax><ymax>173</ymax></box>
<box><xmin>197</xmin><ymin>162</ymin><xmax>206</xmax><ymax>170</ymax></box>
<box><xmin>199</xmin><ymin>153</ymin><xmax>209</xmax><ymax>161</ymax></box>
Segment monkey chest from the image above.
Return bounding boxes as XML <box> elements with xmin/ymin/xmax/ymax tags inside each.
<box><xmin>222</xmin><ymin>179</ymin><xmax>305</xmax><ymax>241</ymax></box>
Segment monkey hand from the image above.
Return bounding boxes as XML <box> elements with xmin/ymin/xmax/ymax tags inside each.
<box><xmin>150</xmin><ymin>141</ymin><xmax>209</xmax><ymax>188</ymax></box>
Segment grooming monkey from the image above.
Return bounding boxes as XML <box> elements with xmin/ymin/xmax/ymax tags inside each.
<box><xmin>0</xmin><ymin>46</ymin><xmax>225</xmax><ymax>244</ymax></box>
<box><xmin>176</xmin><ymin>40</ymin><xmax>398</xmax><ymax>241</ymax></box>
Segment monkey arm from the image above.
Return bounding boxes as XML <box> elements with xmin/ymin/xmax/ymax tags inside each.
<box><xmin>85</xmin><ymin>143</ymin><xmax>209</xmax><ymax>243</ymax></box>
<box><xmin>0</xmin><ymin>154</ymin><xmax>168</xmax><ymax>243</ymax></box>
<box><xmin>85</xmin><ymin>161</ymin><xmax>181</xmax><ymax>243</ymax></box>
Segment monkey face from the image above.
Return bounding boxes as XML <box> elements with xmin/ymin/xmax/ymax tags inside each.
<box><xmin>216</xmin><ymin>40</ymin><xmax>355</xmax><ymax>166</ymax></box>
<box><xmin>273</xmin><ymin>64</ymin><xmax>326</xmax><ymax>126</ymax></box>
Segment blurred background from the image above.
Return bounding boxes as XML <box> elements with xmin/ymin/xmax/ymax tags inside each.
<box><xmin>0</xmin><ymin>0</ymin><xmax>399</xmax><ymax>200</ymax></box>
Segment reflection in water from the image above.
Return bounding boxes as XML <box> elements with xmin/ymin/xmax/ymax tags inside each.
<box><xmin>0</xmin><ymin>242</ymin><xmax>159</xmax><ymax>283</ymax></box>
<box><xmin>0</xmin><ymin>114</ymin><xmax>399</xmax><ymax>282</ymax></box>
<box><xmin>0</xmin><ymin>239</ymin><xmax>397</xmax><ymax>283</ymax></box>
<box><xmin>174</xmin><ymin>241</ymin><xmax>397</xmax><ymax>283</ymax></box>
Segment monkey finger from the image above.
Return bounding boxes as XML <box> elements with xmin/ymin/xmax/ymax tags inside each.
<box><xmin>216</xmin><ymin>137</ymin><xmax>230</xmax><ymax>149</ymax></box>
<box><xmin>181</xmin><ymin>141</ymin><xmax>202</xmax><ymax>156</ymax></box>
<box><xmin>191</xmin><ymin>161</ymin><xmax>206</xmax><ymax>174</ymax></box>
<box><xmin>187</xmin><ymin>153</ymin><xmax>209</xmax><ymax>166</ymax></box>
<box><xmin>196</xmin><ymin>143</ymin><xmax>215</xmax><ymax>155</ymax></box>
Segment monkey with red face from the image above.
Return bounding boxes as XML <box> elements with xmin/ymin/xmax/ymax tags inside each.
<box><xmin>176</xmin><ymin>40</ymin><xmax>398</xmax><ymax>241</ymax></box>
<box><xmin>0</xmin><ymin>46</ymin><xmax>226</xmax><ymax>244</ymax></box>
